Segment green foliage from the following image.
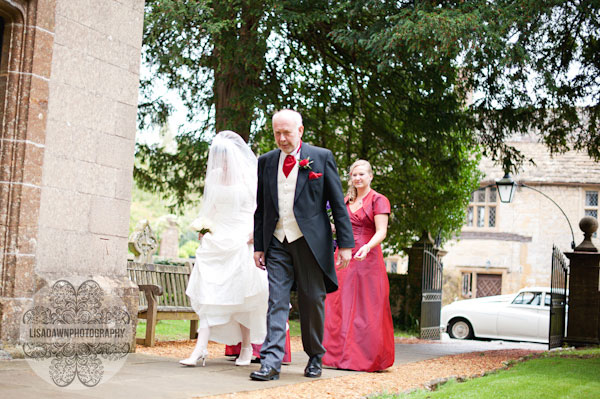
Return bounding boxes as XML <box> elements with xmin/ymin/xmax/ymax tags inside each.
<box><xmin>129</xmin><ymin>184</ymin><xmax>172</xmax><ymax>237</ymax></box>
<box><xmin>137</xmin><ymin>1</ymin><xmax>598</xmax><ymax>248</ymax></box>
<box><xmin>374</xmin><ymin>349</ymin><xmax>600</xmax><ymax>399</ymax></box>
<box><xmin>129</xmin><ymin>184</ymin><xmax>201</xmax><ymax>255</ymax></box>
<box><xmin>370</xmin><ymin>1</ymin><xmax>600</xmax><ymax>172</ymax></box>
<box><xmin>137</xmin><ymin>0</ymin><xmax>274</xmax><ymax>206</ymax></box>
<box><xmin>134</xmin><ymin>133</ymin><xmax>210</xmax><ymax>210</ymax></box>
<box><xmin>178</xmin><ymin>240</ymin><xmax>199</xmax><ymax>258</ymax></box>
<box><xmin>257</xmin><ymin>0</ymin><xmax>483</xmax><ymax>250</ymax></box>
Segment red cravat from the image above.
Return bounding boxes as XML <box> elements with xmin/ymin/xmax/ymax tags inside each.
<box><xmin>282</xmin><ymin>154</ymin><xmax>296</xmax><ymax>178</ymax></box>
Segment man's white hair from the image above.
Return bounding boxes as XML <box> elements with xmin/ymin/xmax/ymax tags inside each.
<box><xmin>273</xmin><ymin>109</ymin><xmax>303</xmax><ymax>130</ymax></box>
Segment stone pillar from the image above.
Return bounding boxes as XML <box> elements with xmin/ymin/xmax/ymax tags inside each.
<box><xmin>0</xmin><ymin>0</ymin><xmax>145</xmax><ymax>355</ymax></box>
<box><xmin>565</xmin><ymin>217</ymin><xmax>600</xmax><ymax>346</ymax></box>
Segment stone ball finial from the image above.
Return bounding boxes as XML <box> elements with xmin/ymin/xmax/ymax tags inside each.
<box><xmin>580</xmin><ymin>216</ymin><xmax>598</xmax><ymax>235</ymax></box>
<box><xmin>575</xmin><ymin>216</ymin><xmax>598</xmax><ymax>252</ymax></box>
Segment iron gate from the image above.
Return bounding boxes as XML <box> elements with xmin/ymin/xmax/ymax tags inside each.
<box><xmin>420</xmin><ymin>242</ymin><xmax>443</xmax><ymax>340</ymax></box>
<box><xmin>549</xmin><ymin>245</ymin><xmax>569</xmax><ymax>349</ymax></box>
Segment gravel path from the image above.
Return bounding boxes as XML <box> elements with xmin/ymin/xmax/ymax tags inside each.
<box><xmin>200</xmin><ymin>349</ymin><xmax>539</xmax><ymax>399</ymax></box>
<box><xmin>136</xmin><ymin>338</ymin><xmax>542</xmax><ymax>398</ymax></box>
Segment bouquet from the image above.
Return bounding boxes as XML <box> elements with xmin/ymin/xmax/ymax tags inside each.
<box><xmin>190</xmin><ymin>216</ymin><xmax>215</xmax><ymax>235</ymax></box>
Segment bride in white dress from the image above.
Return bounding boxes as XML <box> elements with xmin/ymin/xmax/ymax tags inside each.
<box><xmin>180</xmin><ymin>131</ymin><xmax>268</xmax><ymax>367</ymax></box>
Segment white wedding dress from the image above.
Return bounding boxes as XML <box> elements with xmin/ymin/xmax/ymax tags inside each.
<box><xmin>186</xmin><ymin>183</ymin><xmax>268</xmax><ymax>345</ymax></box>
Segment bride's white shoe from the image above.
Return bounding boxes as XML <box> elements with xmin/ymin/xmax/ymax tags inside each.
<box><xmin>235</xmin><ymin>346</ymin><xmax>253</xmax><ymax>366</ymax></box>
<box><xmin>179</xmin><ymin>348</ymin><xmax>208</xmax><ymax>367</ymax></box>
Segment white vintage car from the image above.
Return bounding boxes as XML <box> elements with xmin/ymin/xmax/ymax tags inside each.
<box><xmin>440</xmin><ymin>287</ymin><xmax>557</xmax><ymax>343</ymax></box>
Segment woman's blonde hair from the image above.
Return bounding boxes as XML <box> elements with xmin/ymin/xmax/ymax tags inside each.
<box><xmin>347</xmin><ymin>159</ymin><xmax>373</xmax><ymax>203</ymax></box>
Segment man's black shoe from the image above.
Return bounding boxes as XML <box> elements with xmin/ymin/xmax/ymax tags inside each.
<box><xmin>250</xmin><ymin>365</ymin><xmax>280</xmax><ymax>381</ymax></box>
<box><xmin>304</xmin><ymin>356</ymin><xmax>322</xmax><ymax>378</ymax></box>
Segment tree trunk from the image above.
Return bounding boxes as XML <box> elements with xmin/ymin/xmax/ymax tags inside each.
<box><xmin>214</xmin><ymin>70</ymin><xmax>253</xmax><ymax>141</ymax></box>
<box><xmin>212</xmin><ymin>1</ymin><xmax>266</xmax><ymax>142</ymax></box>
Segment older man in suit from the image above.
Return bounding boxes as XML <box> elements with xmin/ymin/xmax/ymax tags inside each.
<box><xmin>250</xmin><ymin>109</ymin><xmax>354</xmax><ymax>381</ymax></box>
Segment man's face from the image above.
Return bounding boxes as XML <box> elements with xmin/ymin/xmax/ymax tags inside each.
<box><xmin>273</xmin><ymin>115</ymin><xmax>304</xmax><ymax>154</ymax></box>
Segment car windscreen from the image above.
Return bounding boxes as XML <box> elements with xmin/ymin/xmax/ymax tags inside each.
<box><xmin>512</xmin><ymin>291</ymin><xmax>542</xmax><ymax>306</ymax></box>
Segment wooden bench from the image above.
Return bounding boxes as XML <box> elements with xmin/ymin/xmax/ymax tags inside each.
<box><xmin>127</xmin><ymin>261</ymin><xmax>199</xmax><ymax>347</ymax></box>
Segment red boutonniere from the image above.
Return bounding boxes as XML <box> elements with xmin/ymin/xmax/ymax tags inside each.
<box><xmin>309</xmin><ymin>171</ymin><xmax>323</xmax><ymax>180</ymax></box>
<box><xmin>298</xmin><ymin>157</ymin><xmax>313</xmax><ymax>170</ymax></box>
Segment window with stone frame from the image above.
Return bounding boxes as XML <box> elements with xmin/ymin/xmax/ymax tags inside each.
<box><xmin>465</xmin><ymin>187</ymin><xmax>498</xmax><ymax>228</ymax></box>
<box><xmin>584</xmin><ymin>190</ymin><xmax>598</xmax><ymax>237</ymax></box>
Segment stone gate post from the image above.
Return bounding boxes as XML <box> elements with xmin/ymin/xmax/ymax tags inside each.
<box><xmin>564</xmin><ymin>216</ymin><xmax>600</xmax><ymax>346</ymax></box>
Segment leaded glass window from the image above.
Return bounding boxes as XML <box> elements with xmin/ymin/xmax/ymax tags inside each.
<box><xmin>477</xmin><ymin>206</ymin><xmax>485</xmax><ymax>227</ymax></box>
<box><xmin>586</xmin><ymin>191</ymin><xmax>598</xmax><ymax>207</ymax></box>
<box><xmin>488</xmin><ymin>206</ymin><xmax>496</xmax><ymax>227</ymax></box>
<box><xmin>584</xmin><ymin>190</ymin><xmax>598</xmax><ymax>237</ymax></box>
<box><xmin>466</xmin><ymin>206</ymin><xmax>473</xmax><ymax>226</ymax></box>
<box><xmin>464</xmin><ymin>187</ymin><xmax>498</xmax><ymax>229</ymax></box>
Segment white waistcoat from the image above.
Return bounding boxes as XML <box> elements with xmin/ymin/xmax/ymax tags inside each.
<box><xmin>273</xmin><ymin>154</ymin><xmax>303</xmax><ymax>243</ymax></box>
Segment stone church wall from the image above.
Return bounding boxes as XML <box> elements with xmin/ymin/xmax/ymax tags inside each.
<box><xmin>0</xmin><ymin>0</ymin><xmax>144</xmax><ymax>351</ymax></box>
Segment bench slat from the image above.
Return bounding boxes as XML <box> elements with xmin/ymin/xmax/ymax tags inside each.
<box><xmin>177</xmin><ymin>272</ymin><xmax>185</xmax><ymax>307</ymax></box>
<box><xmin>182</xmin><ymin>272</ymin><xmax>191</xmax><ymax>307</ymax></box>
<box><xmin>158</xmin><ymin>271</ymin><xmax>168</xmax><ymax>306</ymax></box>
<box><xmin>169</xmin><ymin>271</ymin><xmax>179</xmax><ymax>307</ymax></box>
<box><xmin>158</xmin><ymin>271</ymin><xmax>165</xmax><ymax>305</ymax></box>
<box><xmin>135</xmin><ymin>269</ymin><xmax>147</xmax><ymax>307</ymax></box>
<box><xmin>166</xmin><ymin>272</ymin><xmax>177</xmax><ymax>307</ymax></box>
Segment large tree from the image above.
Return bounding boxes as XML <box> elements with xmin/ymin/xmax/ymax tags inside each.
<box><xmin>258</xmin><ymin>1</ymin><xmax>482</xmax><ymax>250</ymax></box>
<box><xmin>363</xmin><ymin>0</ymin><xmax>600</xmax><ymax>171</ymax></box>
<box><xmin>136</xmin><ymin>1</ymin><xmax>598</xmax><ymax>248</ymax></box>
<box><xmin>137</xmin><ymin>0</ymin><xmax>274</xmax><ymax>204</ymax></box>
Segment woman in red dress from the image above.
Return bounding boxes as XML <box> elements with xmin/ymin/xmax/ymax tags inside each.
<box><xmin>323</xmin><ymin>159</ymin><xmax>395</xmax><ymax>372</ymax></box>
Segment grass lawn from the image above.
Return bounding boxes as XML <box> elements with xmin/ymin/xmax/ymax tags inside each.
<box><xmin>136</xmin><ymin>319</ymin><xmax>304</xmax><ymax>341</ymax></box>
<box><xmin>137</xmin><ymin>319</ymin><xmax>416</xmax><ymax>341</ymax></box>
<box><xmin>136</xmin><ymin>319</ymin><xmax>193</xmax><ymax>341</ymax></box>
<box><xmin>394</xmin><ymin>328</ymin><xmax>418</xmax><ymax>338</ymax></box>
<box><xmin>138</xmin><ymin>319</ymin><xmax>416</xmax><ymax>341</ymax></box>
<box><xmin>372</xmin><ymin>348</ymin><xmax>600</xmax><ymax>399</ymax></box>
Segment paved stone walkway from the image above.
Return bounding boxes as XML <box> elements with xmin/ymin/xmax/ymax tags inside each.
<box><xmin>0</xmin><ymin>337</ymin><xmax>545</xmax><ymax>399</ymax></box>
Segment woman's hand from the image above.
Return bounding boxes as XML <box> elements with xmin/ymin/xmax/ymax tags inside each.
<box><xmin>247</xmin><ymin>232</ymin><xmax>254</xmax><ymax>244</ymax></box>
<box><xmin>353</xmin><ymin>245</ymin><xmax>370</xmax><ymax>261</ymax></box>
<box><xmin>330</xmin><ymin>222</ymin><xmax>336</xmax><ymax>234</ymax></box>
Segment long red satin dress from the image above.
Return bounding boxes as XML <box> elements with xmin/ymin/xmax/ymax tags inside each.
<box><xmin>323</xmin><ymin>189</ymin><xmax>395</xmax><ymax>371</ymax></box>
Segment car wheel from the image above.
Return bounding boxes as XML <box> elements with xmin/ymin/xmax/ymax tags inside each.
<box><xmin>448</xmin><ymin>318</ymin><xmax>474</xmax><ymax>340</ymax></box>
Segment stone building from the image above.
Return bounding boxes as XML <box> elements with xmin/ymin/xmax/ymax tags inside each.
<box><xmin>384</xmin><ymin>254</ymin><xmax>408</xmax><ymax>274</ymax></box>
<box><xmin>442</xmin><ymin>141</ymin><xmax>600</xmax><ymax>304</ymax></box>
<box><xmin>0</xmin><ymin>0</ymin><xmax>144</xmax><ymax>351</ymax></box>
